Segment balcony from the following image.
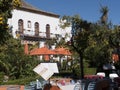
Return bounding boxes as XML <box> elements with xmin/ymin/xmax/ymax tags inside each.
<box><xmin>16</xmin><ymin>30</ymin><xmax>57</xmax><ymax>41</ymax></box>
<box><xmin>20</xmin><ymin>34</ymin><xmax>46</xmax><ymax>41</ymax></box>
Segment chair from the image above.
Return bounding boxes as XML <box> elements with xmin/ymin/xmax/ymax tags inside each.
<box><xmin>87</xmin><ymin>81</ymin><xmax>96</xmax><ymax>90</ymax></box>
<box><xmin>109</xmin><ymin>73</ymin><xmax>119</xmax><ymax>80</ymax></box>
<box><xmin>114</xmin><ymin>77</ymin><xmax>120</xmax><ymax>87</ymax></box>
<box><xmin>94</xmin><ymin>79</ymin><xmax>110</xmax><ymax>90</ymax></box>
<box><xmin>96</xmin><ymin>72</ymin><xmax>105</xmax><ymax>77</ymax></box>
<box><xmin>74</xmin><ymin>82</ymin><xmax>82</xmax><ymax>90</ymax></box>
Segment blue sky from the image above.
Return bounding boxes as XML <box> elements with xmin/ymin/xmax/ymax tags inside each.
<box><xmin>25</xmin><ymin>0</ymin><xmax>120</xmax><ymax>25</ymax></box>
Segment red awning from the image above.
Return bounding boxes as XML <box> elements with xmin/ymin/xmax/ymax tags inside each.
<box><xmin>54</xmin><ymin>47</ymin><xmax>71</xmax><ymax>55</ymax></box>
<box><xmin>30</xmin><ymin>46</ymin><xmax>56</xmax><ymax>55</ymax></box>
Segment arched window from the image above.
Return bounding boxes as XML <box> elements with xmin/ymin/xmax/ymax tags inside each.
<box><xmin>18</xmin><ymin>19</ymin><xmax>24</xmax><ymax>34</ymax></box>
<box><xmin>46</xmin><ymin>24</ymin><xmax>50</xmax><ymax>39</ymax></box>
<box><xmin>34</xmin><ymin>22</ymin><xmax>39</xmax><ymax>36</ymax></box>
<box><xmin>28</xmin><ymin>21</ymin><xmax>31</xmax><ymax>28</ymax></box>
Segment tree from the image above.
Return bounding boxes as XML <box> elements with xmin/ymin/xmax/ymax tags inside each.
<box><xmin>0</xmin><ymin>37</ymin><xmax>39</xmax><ymax>79</ymax></box>
<box><xmin>109</xmin><ymin>26</ymin><xmax>120</xmax><ymax>69</ymax></box>
<box><xmin>84</xmin><ymin>6</ymin><xmax>120</xmax><ymax>75</ymax></box>
<box><xmin>59</xmin><ymin>15</ymin><xmax>71</xmax><ymax>29</ymax></box>
<box><xmin>84</xmin><ymin>6</ymin><xmax>113</xmax><ymax>73</ymax></box>
<box><xmin>0</xmin><ymin>0</ymin><xmax>25</xmax><ymax>79</ymax></box>
<box><xmin>60</xmin><ymin>5</ymin><xmax>120</xmax><ymax>78</ymax></box>
<box><xmin>100</xmin><ymin>6</ymin><xmax>109</xmax><ymax>25</ymax></box>
<box><xmin>63</xmin><ymin>15</ymin><xmax>93</xmax><ymax>79</ymax></box>
<box><xmin>85</xmin><ymin>28</ymin><xmax>112</xmax><ymax>68</ymax></box>
<box><xmin>0</xmin><ymin>0</ymin><xmax>21</xmax><ymax>44</ymax></box>
<box><xmin>61</xmin><ymin>13</ymin><xmax>113</xmax><ymax>79</ymax></box>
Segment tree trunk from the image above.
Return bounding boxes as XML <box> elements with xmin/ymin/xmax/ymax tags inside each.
<box><xmin>79</xmin><ymin>53</ymin><xmax>84</xmax><ymax>79</ymax></box>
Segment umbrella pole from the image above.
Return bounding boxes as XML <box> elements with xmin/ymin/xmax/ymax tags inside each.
<box><xmin>48</xmin><ymin>78</ymin><xmax>50</xmax><ymax>84</ymax></box>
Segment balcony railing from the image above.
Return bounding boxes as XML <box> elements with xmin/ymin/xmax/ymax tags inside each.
<box><xmin>15</xmin><ymin>29</ymin><xmax>58</xmax><ymax>41</ymax></box>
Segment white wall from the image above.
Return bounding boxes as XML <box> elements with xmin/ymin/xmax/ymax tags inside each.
<box><xmin>8</xmin><ymin>9</ymin><xmax>72</xmax><ymax>47</ymax></box>
<box><xmin>8</xmin><ymin>9</ymin><xmax>61</xmax><ymax>37</ymax></box>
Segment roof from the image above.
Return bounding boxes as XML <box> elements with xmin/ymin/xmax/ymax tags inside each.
<box><xmin>54</xmin><ymin>47</ymin><xmax>72</xmax><ymax>55</ymax></box>
<box><xmin>18</xmin><ymin>0</ymin><xmax>60</xmax><ymax>18</ymax></box>
<box><xmin>30</xmin><ymin>46</ymin><xmax>56</xmax><ymax>55</ymax></box>
<box><xmin>20</xmin><ymin>0</ymin><xmax>39</xmax><ymax>11</ymax></box>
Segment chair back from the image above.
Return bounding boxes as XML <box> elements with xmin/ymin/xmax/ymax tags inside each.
<box><xmin>97</xmin><ymin>72</ymin><xmax>105</xmax><ymax>77</ymax></box>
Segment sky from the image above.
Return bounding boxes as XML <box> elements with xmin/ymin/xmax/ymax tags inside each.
<box><xmin>25</xmin><ymin>0</ymin><xmax>120</xmax><ymax>25</ymax></box>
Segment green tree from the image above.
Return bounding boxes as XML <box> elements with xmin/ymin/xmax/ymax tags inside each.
<box><xmin>84</xmin><ymin>6</ymin><xmax>118</xmax><ymax>74</ymax></box>
<box><xmin>100</xmin><ymin>6</ymin><xmax>109</xmax><ymax>25</ymax></box>
<box><xmin>59</xmin><ymin>15</ymin><xmax>71</xmax><ymax>29</ymax></box>
<box><xmin>84</xmin><ymin>6</ymin><xmax>112</xmax><ymax>72</ymax></box>
<box><xmin>0</xmin><ymin>0</ymin><xmax>21</xmax><ymax>44</ymax></box>
<box><xmin>64</xmin><ymin>15</ymin><xmax>93</xmax><ymax>79</ymax></box>
<box><xmin>0</xmin><ymin>37</ymin><xmax>39</xmax><ymax>79</ymax></box>
<box><xmin>61</xmin><ymin>11</ymin><xmax>113</xmax><ymax>79</ymax></box>
<box><xmin>109</xmin><ymin>26</ymin><xmax>120</xmax><ymax>69</ymax></box>
<box><xmin>85</xmin><ymin>29</ymin><xmax>112</xmax><ymax>68</ymax></box>
<box><xmin>58</xmin><ymin>5</ymin><xmax>120</xmax><ymax>78</ymax></box>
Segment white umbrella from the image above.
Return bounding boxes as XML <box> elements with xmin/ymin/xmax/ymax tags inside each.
<box><xmin>33</xmin><ymin>63</ymin><xmax>59</xmax><ymax>80</ymax></box>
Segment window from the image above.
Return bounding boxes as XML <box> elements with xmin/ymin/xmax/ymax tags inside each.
<box><xmin>46</xmin><ymin>24</ymin><xmax>50</xmax><ymax>39</ymax></box>
<box><xmin>18</xmin><ymin>19</ymin><xmax>24</xmax><ymax>34</ymax></box>
<box><xmin>28</xmin><ymin>21</ymin><xmax>31</xmax><ymax>28</ymax></box>
<box><xmin>34</xmin><ymin>22</ymin><xmax>39</xmax><ymax>36</ymax></box>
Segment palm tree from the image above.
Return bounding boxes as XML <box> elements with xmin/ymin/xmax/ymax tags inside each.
<box><xmin>100</xmin><ymin>6</ymin><xmax>109</xmax><ymax>25</ymax></box>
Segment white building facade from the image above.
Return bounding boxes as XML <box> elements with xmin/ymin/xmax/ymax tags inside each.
<box><xmin>8</xmin><ymin>0</ymin><xmax>71</xmax><ymax>48</ymax></box>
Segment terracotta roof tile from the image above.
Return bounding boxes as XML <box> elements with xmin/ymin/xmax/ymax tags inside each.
<box><xmin>54</xmin><ymin>47</ymin><xmax>72</xmax><ymax>55</ymax></box>
<box><xmin>30</xmin><ymin>46</ymin><xmax>56</xmax><ymax>55</ymax></box>
<box><xmin>19</xmin><ymin>0</ymin><xmax>59</xmax><ymax>17</ymax></box>
<box><xmin>20</xmin><ymin>0</ymin><xmax>40</xmax><ymax>11</ymax></box>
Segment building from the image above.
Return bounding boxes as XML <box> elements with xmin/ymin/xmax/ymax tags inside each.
<box><xmin>8</xmin><ymin>0</ymin><xmax>71</xmax><ymax>48</ymax></box>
